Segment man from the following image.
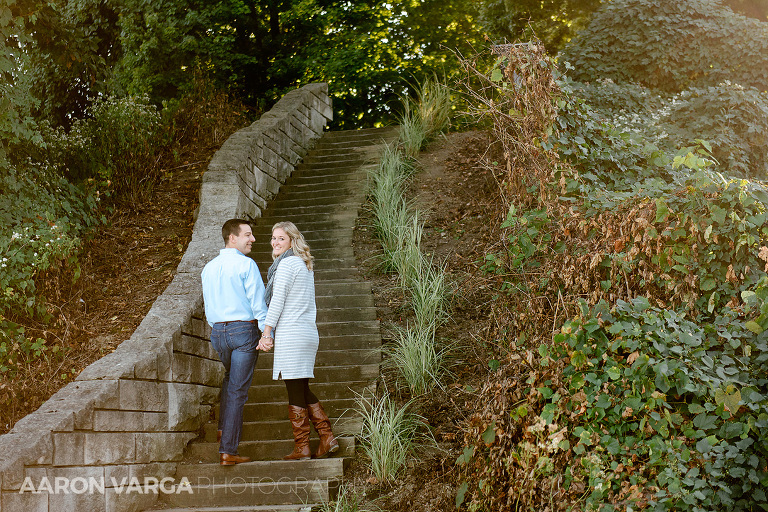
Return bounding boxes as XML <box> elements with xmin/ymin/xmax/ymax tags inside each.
<box><xmin>201</xmin><ymin>218</ymin><xmax>273</xmax><ymax>465</ymax></box>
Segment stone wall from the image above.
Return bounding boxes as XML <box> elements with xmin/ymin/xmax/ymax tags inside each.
<box><xmin>0</xmin><ymin>83</ymin><xmax>332</xmax><ymax>512</ymax></box>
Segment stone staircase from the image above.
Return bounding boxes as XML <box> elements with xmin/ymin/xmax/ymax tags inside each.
<box><xmin>144</xmin><ymin>127</ymin><xmax>398</xmax><ymax>512</ymax></box>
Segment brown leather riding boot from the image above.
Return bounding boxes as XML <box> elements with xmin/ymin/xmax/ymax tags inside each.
<box><xmin>307</xmin><ymin>402</ymin><xmax>339</xmax><ymax>458</ymax></box>
<box><xmin>283</xmin><ymin>405</ymin><xmax>311</xmax><ymax>461</ymax></box>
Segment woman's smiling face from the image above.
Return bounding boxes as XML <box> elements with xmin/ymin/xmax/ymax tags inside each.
<box><xmin>271</xmin><ymin>227</ymin><xmax>291</xmax><ymax>257</ymax></box>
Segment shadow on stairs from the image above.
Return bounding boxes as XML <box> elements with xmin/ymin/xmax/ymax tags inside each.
<box><xmin>143</xmin><ymin>127</ymin><xmax>398</xmax><ymax>512</ymax></box>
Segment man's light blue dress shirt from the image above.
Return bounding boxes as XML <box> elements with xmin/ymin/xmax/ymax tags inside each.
<box><xmin>201</xmin><ymin>248</ymin><xmax>268</xmax><ymax>330</ymax></box>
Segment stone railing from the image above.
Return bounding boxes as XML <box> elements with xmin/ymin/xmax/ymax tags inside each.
<box><xmin>0</xmin><ymin>83</ymin><xmax>332</xmax><ymax>512</ymax></box>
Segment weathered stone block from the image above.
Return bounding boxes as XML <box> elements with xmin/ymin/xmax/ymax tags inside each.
<box><xmin>49</xmin><ymin>487</ymin><xmax>106</xmax><ymax>512</ymax></box>
<box><xmin>44</xmin><ymin>465</ymin><xmax>105</xmax><ymax>482</ymax></box>
<box><xmin>236</xmin><ymin>195</ymin><xmax>259</xmax><ymax>219</ymax></box>
<box><xmin>106</xmin><ymin>486</ymin><xmax>159</xmax><ymax>512</ymax></box>
<box><xmin>195</xmin><ymin>182</ymin><xmax>240</xmax><ymax>219</ymax></box>
<box><xmin>118</xmin><ymin>381</ymin><xmax>168</xmax><ymax>412</ymax></box>
<box><xmin>176</xmin><ymin>239</ymin><xmax>221</xmax><ymax>274</ymax></box>
<box><xmin>168</xmin><ymin>382</ymin><xmax>219</xmax><ymax>431</ymax></box>
<box><xmin>52</xmin><ymin>432</ymin><xmax>85</xmax><ymax>466</ymax></box>
<box><xmin>171</xmin><ymin>352</ymin><xmax>222</xmax><ymax>385</ymax></box>
<box><xmin>103</xmin><ymin>465</ymin><xmax>130</xmax><ymax>488</ymax></box>
<box><xmin>39</xmin><ymin>380</ymin><xmax>120</xmax><ymax>429</ymax></box>
<box><xmin>0</xmin><ymin>432</ymin><xmax>53</xmax><ymax>490</ymax></box>
<box><xmin>84</xmin><ymin>433</ymin><xmax>136</xmax><ymax>465</ymax></box>
<box><xmin>12</xmin><ymin>410</ymin><xmax>73</xmax><ymax>437</ymax></box>
<box><xmin>1</xmin><ymin>490</ymin><xmax>48</xmax><ymax>512</ymax></box>
<box><xmin>181</xmin><ymin>316</ymin><xmax>211</xmax><ymax>341</ymax></box>
<box><xmin>92</xmin><ymin>410</ymin><xmax>168</xmax><ymax>432</ymax></box>
<box><xmin>173</xmin><ymin>333</ymin><xmax>216</xmax><ymax>360</ymax></box>
<box><xmin>76</xmin><ymin>348</ymin><xmax>138</xmax><ymax>381</ymax></box>
<box><xmin>134</xmin><ymin>433</ymin><xmax>194</xmax><ymax>464</ymax></box>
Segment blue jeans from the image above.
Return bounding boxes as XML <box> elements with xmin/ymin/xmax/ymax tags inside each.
<box><xmin>210</xmin><ymin>322</ymin><xmax>260</xmax><ymax>455</ymax></box>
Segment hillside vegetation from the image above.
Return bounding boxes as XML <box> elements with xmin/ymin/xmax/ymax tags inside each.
<box><xmin>450</xmin><ymin>2</ymin><xmax>768</xmax><ymax>510</ymax></box>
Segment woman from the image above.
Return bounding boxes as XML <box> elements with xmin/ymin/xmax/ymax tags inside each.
<box><xmin>257</xmin><ymin>221</ymin><xmax>339</xmax><ymax>460</ymax></box>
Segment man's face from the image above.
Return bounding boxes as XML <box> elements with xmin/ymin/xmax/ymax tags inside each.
<box><xmin>228</xmin><ymin>223</ymin><xmax>255</xmax><ymax>255</ymax></box>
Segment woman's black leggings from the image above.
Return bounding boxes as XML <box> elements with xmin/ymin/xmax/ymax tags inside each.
<box><xmin>284</xmin><ymin>378</ymin><xmax>318</xmax><ymax>408</ymax></box>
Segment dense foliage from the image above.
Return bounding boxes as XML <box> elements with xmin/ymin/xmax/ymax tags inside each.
<box><xmin>455</xmin><ymin>32</ymin><xmax>768</xmax><ymax>511</ymax></box>
<box><xmin>478</xmin><ymin>0</ymin><xmax>602</xmax><ymax>53</ymax></box>
<box><xmin>476</xmin><ymin>0</ymin><xmax>768</xmax><ymax>55</ymax></box>
<box><xmin>112</xmin><ymin>0</ymin><xmax>483</xmax><ymax>128</ymax></box>
<box><xmin>0</xmin><ymin>165</ymin><xmax>103</xmax><ymax>374</ymax></box>
<box><xmin>560</xmin><ymin>0</ymin><xmax>768</xmax><ymax>93</ymax></box>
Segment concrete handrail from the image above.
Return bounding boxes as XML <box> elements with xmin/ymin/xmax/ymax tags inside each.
<box><xmin>0</xmin><ymin>83</ymin><xmax>332</xmax><ymax>512</ymax></box>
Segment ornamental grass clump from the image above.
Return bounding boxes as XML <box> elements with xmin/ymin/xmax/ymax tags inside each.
<box><xmin>355</xmin><ymin>392</ymin><xmax>432</xmax><ymax>483</ymax></box>
<box><xmin>388</xmin><ymin>214</ymin><xmax>424</xmax><ymax>288</ymax></box>
<box><xmin>399</xmin><ymin>77</ymin><xmax>453</xmax><ymax>158</ymax></box>
<box><xmin>383</xmin><ymin>324</ymin><xmax>453</xmax><ymax>396</ymax></box>
<box><xmin>319</xmin><ymin>484</ymin><xmax>379</xmax><ymax>512</ymax></box>
<box><xmin>413</xmin><ymin>77</ymin><xmax>453</xmax><ymax>140</ymax></box>
<box><xmin>406</xmin><ymin>253</ymin><xmax>450</xmax><ymax>333</ymax></box>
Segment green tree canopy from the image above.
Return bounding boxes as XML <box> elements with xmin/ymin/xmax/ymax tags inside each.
<box><xmin>477</xmin><ymin>0</ymin><xmax>603</xmax><ymax>53</ymax></box>
<box><xmin>114</xmin><ymin>0</ymin><xmax>483</xmax><ymax>128</ymax></box>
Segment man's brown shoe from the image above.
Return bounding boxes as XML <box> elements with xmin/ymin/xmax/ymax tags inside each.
<box><xmin>220</xmin><ymin>453</ymin><xmax>250</xmax><ymax>466</ymax></box>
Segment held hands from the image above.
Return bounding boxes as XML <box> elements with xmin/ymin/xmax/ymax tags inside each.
<box><xmin>257</xmin><ymin>334</ymin><xmax>273</xmax><ymax>352</ymax></box>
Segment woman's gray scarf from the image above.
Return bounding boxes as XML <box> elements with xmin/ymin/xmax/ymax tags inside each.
<box><xmin>265</xmin><ymin>248</ymin><xmax>293</xmax><ymax>307</ymax></box>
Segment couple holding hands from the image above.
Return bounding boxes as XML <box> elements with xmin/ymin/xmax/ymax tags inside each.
<box><xmin>201</xmin><ymin>219</ymin><xmax>338</xmax><ymax>466</ymax></box>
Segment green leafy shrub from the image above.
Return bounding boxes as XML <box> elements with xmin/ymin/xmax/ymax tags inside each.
<box><xmin>0</xmin><ymin>164</ymin><xmax>102</xmax><ymax>375</ymax></box>
<box><xmin>545</xmin><ymin>296</ymin><xmax>768</xmax><ymax>510</ymax></box>
<box><xmin>60</xmin><ymin>94</ymin><xmax>166</xmax><ymax>203</ymax></box>
<box><xmin>560</xmin><ymin>0</ymin><xmax>768</xmax><ymax>93</ymax></box>
<box><xmin>570</xmin><ymin>79</ymin><xmax>768</xmax><ymax>180</ymax></box>
<box><xmin>458</xmin><ymin>41</ymin><xmax>768</xmax><ymax>512</ymax></box>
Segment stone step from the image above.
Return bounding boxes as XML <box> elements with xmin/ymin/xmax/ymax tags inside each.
<box><xmin>203</xmin><ymin>416</ymin><xmax>363</xmax><ymax>442</ymax></box>
<box><xmin>265</xmin><ymin>203</ymin><xmax>363</xmax><ymax>217</ymax></box>
<box><xmin>318</xmin><ymin>307</ymin><xmax>379</xmax><ymax>323</ymax></box>
<box><xmin>250</xmin><ymin>258</ymin><xmax>359</xmax><ymax>275</ymax></box>
<box><xmin>315</xmin><ymin>294</ymin><xmax>374</xmax><ymax>308</ymax></box>
<box><xmin>313</xmin><ymin>268</ymin><xmax>366</xmax><ymax>281</ymax></box>
<box><xmin>316</xmin><ymin>320</ymin><xmax>380</xmax><ymax>337</ymax></box>
<box><xmin>278</xmin><ymin>173</ymin><xmax>369</xmax><ymax>188</ymax></box>
<box><xmin>184</xmin><ymin>436</ymin><xmax>355</xmax><ymax>462</ymax></box>
<box><xmin>252</xmin><ymin>363</ymin><xmax>379</xmax><ymax>385</ymax></box>
<box><xmin>289</xmin><ymin>164</ymin><xmax>367</xmax><ymax>178</ymax></box>
<box><xmin>254</xmin><ymin>267</ymin><xmax>365</xmax><ymax>286</ymax></box>
<box><xmin>258</xmin><ymin>349</ymin><xmax>380</xmax><ymax>367</ymax></box>
<box><xmin>301</xmin><ymin>153</ymin><xmax>367</xmax><ymax>165</ymax></box>
<box><xmin>278</xmin><ymin>178</ymin><xmax>366</xmax><ymax>195</ymax></box>
<box><xmin>247</xmin><ymin>381</ymin><xmax>374</xmax><ymax>403</ymax></box>
<box><xmin>313</xmin><ymin>281</ymin><xmax>372</xmax><ymax>295</ymax></box>
<box><xmin>172</xmin><ymin>457</ymin><xmax>345</xmax><ymax>482</ymax></box>
<box><xmin>158</xmin><ymin>477</ymin><xmax>338</xmax><ymax>508</ymax></box>
<box><xmin>316</xmin><ymin>126</ymin><xmax>398</xmax><ymax>142</ymax></box>
<box><xmin>240</xmin><ymin>399</ymin><xmax>358</xmax><ymax>422</ymax></box>
<box><xmin>269</xmin><ymin>189</ymin><xmax>366</xmax><ymax>205</ymax></box>
<box><xmin>315</xmin><ymin>333</ymin><xmax>381</xmax><ymax>351</ymax></box>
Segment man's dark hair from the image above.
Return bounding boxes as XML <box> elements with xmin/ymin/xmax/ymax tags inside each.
<box><xmin>222</xmin><ymin>218</ymin><xmax>251</xmax><ymax>243</ymax></box>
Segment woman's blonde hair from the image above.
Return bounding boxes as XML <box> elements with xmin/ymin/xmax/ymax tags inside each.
<box><xmin>272</xmin><ymin>221</ymin><xmax>314</xmax><ymax>271</ymax></box>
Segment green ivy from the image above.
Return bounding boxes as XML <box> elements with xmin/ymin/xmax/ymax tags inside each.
<box><xmin>561</xmin><ymin>0</ymin><xmax>768</xmax><ymax>93</ymax></box>
<box><xmin>548</xmin><ymin>294</ymin><xmax>768</xmax><ymax>511</ymax></box>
